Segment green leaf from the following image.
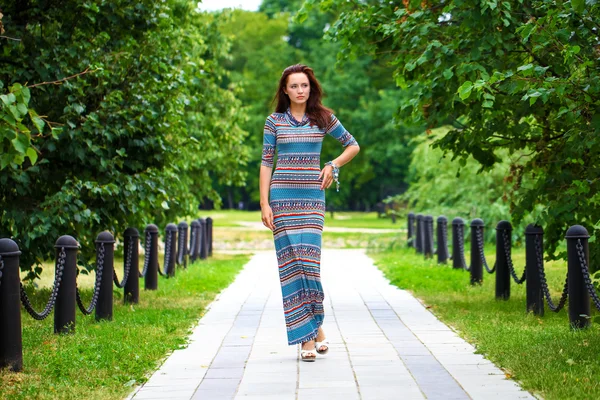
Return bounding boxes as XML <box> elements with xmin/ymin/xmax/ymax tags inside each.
<box><xmin>458</xmin><ymin>81</ymin><xmax>473</xmax><ymax>100</ymax></box>
<box><xmin>12</xmin><ymin>133</ymin><xmax>30</xmax><ymax>153</ymax></box>
<box><xmin>26</xmin><ymin>147</ymin><xmax>38</xmax><ymax>165</ymax></box>
<box><xmin>161</xmin><ymin>201</ymin><xmax>170</xmax><ymax>210</ymax></box>
<box><xmin>443</xmin><ymin>68</ymin><xmax>454</xmax><ymax>80</ymax></box>
<box><xmin>571</xmin><ymin>0</ymin><xmax>585</xmax><ymax>13</ymax></box>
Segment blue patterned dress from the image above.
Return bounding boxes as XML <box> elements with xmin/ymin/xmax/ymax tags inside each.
<box><xmin>262</xmin><ymin>109</ymin><xmax>358</xmax><ymax>345</ymax></box>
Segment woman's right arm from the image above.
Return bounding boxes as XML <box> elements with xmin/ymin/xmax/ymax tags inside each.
<box><xmin>260</xmin><ymin>117</ymin><xmax>276</xmax><ymax>231</ymax></box>
<box><xmin>259</xmin><ymin>166</ymin><xmax>275</xmax><ymax>231</ymax></box>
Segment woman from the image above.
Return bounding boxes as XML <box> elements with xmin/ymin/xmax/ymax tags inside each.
<box><xmin>259</xmin><ymin>64</ymin><xmax>360</xmax><ymax>362</ymax></box>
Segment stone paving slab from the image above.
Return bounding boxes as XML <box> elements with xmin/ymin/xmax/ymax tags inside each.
<box><xmin>126</xmin><ymin>249</ymin><xmax>534</xmax><ymax>400</ymax></box>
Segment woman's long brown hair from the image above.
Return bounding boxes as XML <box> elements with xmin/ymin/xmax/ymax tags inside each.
<box><xmin>274</xmin><ymin>64</ymin><xmax>333</xmax><ymax>130</ymax></box>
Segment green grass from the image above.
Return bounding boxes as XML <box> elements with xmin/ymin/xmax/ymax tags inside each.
<box><xmin>204</xmin><ymin>210</ymin><xmax>403</xmax><ymax>230</ymax></box>
<box><xmin>370</xmin><ymin>245</ymin><xmax>600</xmax><ymax>400</ymax></box>
<box><xmin>1</xmin><ymin>254</ymin><xmax>248</xmax><ymax>400</ymax></box>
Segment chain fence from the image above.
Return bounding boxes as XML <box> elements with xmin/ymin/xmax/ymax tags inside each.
<box><xmin>575</xmin><ymin>239</ymin><xmax>600</xmax><ymax>311</ymax></box>
<box><xmin>20</xmin><ymin>248</ymin><xmax>67</xmax><ymax>320</ymax></box>
<box><xmin>76</xmin><ymin>243</ymin><xmax>105</xmax><ymax>315</ymax></box>
<box><xmin>535</xmin><ymin>234</ymin><xmax>568</xmax><ymax>312</ymax></box>
<box><xmin>140</xmin><ymin>231</ymin><xmax>151</xmax><ymax>278</ymax></box>
<box><xmin>113</xmin><ymin>238</ymin><xmax>134</xmax><ymax>289</ymax></box>
<box><xmin>476</xmin><ymin>227</ymin><xmax>496</xmax><ymax>274</ymax></box>
<box><xmin>501</xmin><ymin>229</ymin><xmax>526</xmax><ymax>284</ymax></box>
<box><xmin>457</xmin><ymin>226</ymin><xmax>470</xmax><ymax>271</ymax></box>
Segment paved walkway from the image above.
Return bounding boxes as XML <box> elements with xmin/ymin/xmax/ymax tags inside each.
<box><xmin>126</xmin><ymin>250</ymin><xmax>534</xmax><ymax>400</ymax></box>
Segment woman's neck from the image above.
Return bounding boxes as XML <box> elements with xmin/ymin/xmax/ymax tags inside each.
<box><xmin>289</xmin><ymin>103</ymin><xmax>306</xmax><ymax>118</ymax></box>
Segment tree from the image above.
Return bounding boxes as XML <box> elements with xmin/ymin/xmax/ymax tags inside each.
<box><xmin>305</xmin><ymin>0</ymin><xmax>600</xmax><ymax>265</ymax></box>
<box><xmin>0</xmin><ymin>0</ymin><xmax>248</xmax><ymax>277</ymax></box>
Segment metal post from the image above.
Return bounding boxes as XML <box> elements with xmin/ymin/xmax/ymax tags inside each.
<box><xmin>495</xmin><ymin>221</ymin><xmax>511</xmax><ymax>300</ymax></box>
<box><xmin>123</xmin><ymin>228</ymin><xmax>139</xmax><ymax>304</ymax></box>
<box><xmin>190</xmin><ymin>220</ymin><xmax>199</xmax><ymax>262</ymax></box>
<box><xmin>423</xmin><ymin>215</ymin><xmax>434</xmax><ymax>258</ymax></box>
<box><xmin>407</xmin><ymin>212</ymin><xmax>415</xmax><ymax>247</ymax></box>
<box><xmin>525</xmin><ymin>224</ymin><xmax>544</xmax><ymax>315</ymax></box>
<box><xmin>452</xmin><ymin>217</ymin><xmax>464</xmax><ymax>269</ymax></box>
<box><xmin>177</xmin><ymin>221</ymin><xmax>189</xmax><ymax>268</ymax></box>
<box><xmin>54</xmin><ymin>235</ymin><xmax>78</xmax><ymax>334</ymax></box>
<box><xmin>199</xmin><ymin>218</ymin><xmax>207</xmax><ymax>260</ymax></box>
<box><xmin>206</xmin><ymin>217</ymin><xmax>213</xmax><ymax>257</ymax></box>
<box><xmin>145</xmin><ymin>224</ymin><xmax>159</xmax><ymax>290</ymax></box>
<box><xmin>95</xmin><ymin>231</ymin><xmax>115</xmax><ymax>322</ymax></box>
<box><xmin>0</xmin><ymin>239</ymin><xmax>23</xmax><ymax>371</ymax></box>
<box><xmin>470</xmin><ymin>219</ymin><xmax>484</xmax><ymax>285</ymax></box>
<box><xmin>437</xmin><ymin>216</ymin><xmax>448</xmax><ymax>264</ymax></box>
<box><xmin>566</xmin><ymin>225</ymin><xmax>590</xmax><ymax>329</ymax></box>
<box><xmin>415</xmin><ymin>214</ymin><xmax>423</xmax><ymax>253</ymax></box>
<box><xmin>165</xmin><ymin>224</ymin><xmax>177</xmax><ymax>277</ymax></box>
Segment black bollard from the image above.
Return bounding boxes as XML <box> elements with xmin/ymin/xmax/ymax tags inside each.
<box><xmin>145</xmin><ymin>224</ymin><xmax>159</xmax><ymax>290</ymax></box>
<box><xmin>199</xmin><ymin>218</ymin><xmax>208</xmax><ymax>260</ymax></box>
<box><xmin>470</xmin><ymin>219</ymin><xmax>484</xmax><ymax>285</ymax></box>
<box><xmin>423</xmin><ymin>215</ymin><xmax>434</xmax><ymax>258</ymax></box>
<box><xmin>206</xmin><ymin>217</ymin><xmax>213</xmax><ymax>257</ymax></box>
<box><xmin>95</xmin><ymin>231</ymin><xmax>115</xmax><ymax>322</ymax></box>
<box><xmin>452</xmin><ymin>217</ymin><xmax>464</xmax><ymax>269</ymax></box>
<box><xmin>123</xmin><ymin>228</ymin><xmax>140</xmax><ymax>304</ymax></box>
<box><xmin>495</xmin><ymin>221</ymin><xmax>511</xmax><ymax>300</ymax></box>
<box><xmin>525</xmin><ymin>224</ymin><xmax>544</xmax><ymax>315</ymax></box>
<box><xmin>407</xmin><ymin>212</ymin><xmax>415</xmax><ymax>247</ymax></box>
<box><xmin>566</xmin><ymin>225</ymin><xmax>591</xmax><ymax>329</ymax></box>
<box><xmin>437</xmin><ymin>216</ymin><xmax>448</xmax><ymax>264</ymax></box>
<box><xmin>415</xmin><ymin>214</ymin><xmax>423</xmax><ymax>253</ymax></box>
<box><xmin>54</xmin><ymin>235</ymin><xmax>78</xmax><ymax>334</ymax></box>
<box><xmin>177</xmin><ymin>221</ymin><xmax>189</xmax><ymax>268</ymax></box>
<box><xmin>0</xmin><ymin>239</ymin><xmax>23</xmax><ymax>371</ymax></box>
<box><xmin>165</xmin><ymin>224</ymin><xmax>177</xmax><ymax>277</ymax></box>
<box><xmin>190</xmin><ymin>220</ymin><xmax>200</xmax><ymax>262</ymax></box>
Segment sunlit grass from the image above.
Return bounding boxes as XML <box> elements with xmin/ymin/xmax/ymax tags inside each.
<box><xmin>1</xmin><ymin>254</ymin><xmax>248</xmax><ymax>400</ymax></box>
<box><xmin>371</xmin><ymin>244</ymin><xmax>599</xmax><ymax>400</ymax></box>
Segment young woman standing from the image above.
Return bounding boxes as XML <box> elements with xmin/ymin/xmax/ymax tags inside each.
<box><xmin>259</xmin><ymin>64</ymin><xmax>360</xmax><ymax>361</ymax></box>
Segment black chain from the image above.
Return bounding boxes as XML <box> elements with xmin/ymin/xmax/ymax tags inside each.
<box><xmin>76</xmin><ymin>243</ymin><xmax>105</xmax><ymax>315</ymax></box>
<box><xmin>536</xmin><ymin>235</ymin><xmax>568</xmax><ymax>312</ymax></box>
<box><xmin>140</xmin><ymin>231</ymin><xmax>151</xmax><ymax>278</ymax></box>
<box><xmin>159</xmin><ymin>231</ymin><xmax>172</xmax><ymax>276</ymax></box>
<box><xmin>501</xmin><ymin>230</ymin><xmax>526</xmax><ymax>284</ymax></box>
<box><xmin>476</xmin><ymin>227</ymin><xmax>496</xmax><ymax>274</ymax></box>
<box><xmin>575</xmin><ymin>239</ymin><xmax>600</xmax><ymax>311</ymax></box>
<box><xmin>0</xmin><ymin>255</ymin><xmax>4</xmax><ymax>288</ymax></box>
<box><xmin>457</xmin><ymin>226</ymin><xmax>470</xmax><ymax>271</ymax></box>
<box><xmin>113</xmin><ymin>238</ymin><xmax>134</xmax><ymax>289</ymax></box>
<box><xmin>20</xmin><ymin>248</ymin><xmax>66</xmax><ymax>320</ymax></box>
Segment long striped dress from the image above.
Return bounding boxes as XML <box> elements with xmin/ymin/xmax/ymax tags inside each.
<box><xmin>261</xmin><ymin>108</ymin><xmax>358</xmax><ymax>345</ymax></box>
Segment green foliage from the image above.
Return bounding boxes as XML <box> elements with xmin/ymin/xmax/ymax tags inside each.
<box><xmin>309</xmin><ymin>0</ymin><xmax>600</xmax><ymax>267</ymax></box>
<box><xmin>220</xmin><ymin>2</ymin><xmax>422</xmax><ymax>210</ymax></box>
<box><xmin>398</xmin><ymin>127</ymin><xmax>540</xmax><ymax>240</ymax></box>
<box><xmin>0</xmin><ymin>1</ymin><xmax>248</xmax><ymax>277</ymax></box>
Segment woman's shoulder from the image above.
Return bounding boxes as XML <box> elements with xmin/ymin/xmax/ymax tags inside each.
<box><xmin>267</xmin><ymin>112</ymin><xmax>286</xmax><ymax>122</ymax></box>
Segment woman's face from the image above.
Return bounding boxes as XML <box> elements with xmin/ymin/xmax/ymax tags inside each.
<box><xmin>284</xmin><ymin>73</ymin><xmax>310</xmax><ymax>106</ymax></box>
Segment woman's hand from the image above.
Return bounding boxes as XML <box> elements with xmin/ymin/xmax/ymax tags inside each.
<box><xmin>319</xmin><ymin>165</ymin><xmax>333</xmax><ymax>190</ymax></box>
<box><xmin>261</xmin><ymin>205</ymin><xmax>275</xmax><ymax>231</ymax></box>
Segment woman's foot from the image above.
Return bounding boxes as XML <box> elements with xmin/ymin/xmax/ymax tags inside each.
<box><xmin>300</xmin><ymin>340</ymin><xmax>317</xmax><ymax>362</ymax></box>
<box><xmin>315</xmin><ymin>327</ymin><xmax>329</xmax><ymax>354</ymax></box>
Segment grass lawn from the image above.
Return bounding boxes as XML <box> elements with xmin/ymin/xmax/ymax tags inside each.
<box><xmin>203</xmin><ymin>210</ymin><xmax>403</xmax><ymax>230</ymax></box>
<box><xmin>371</xmin><ymin>245</ymin><xmax>600</xmax><ymax>399</ymax></box>
<box><xmin>1</xmin><ymin>254</ymin><xmax>249</xmax><ymax>400</ymax></box>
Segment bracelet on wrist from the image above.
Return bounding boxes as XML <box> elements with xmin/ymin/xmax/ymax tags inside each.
<box><xmin>324</xmin><ymin>161</ymin><xmax>340</xmax><ymax>192</ymax></box>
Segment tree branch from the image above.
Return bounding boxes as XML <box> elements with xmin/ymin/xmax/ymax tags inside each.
<box><xmin>27</xmin><ymin>67</ymin><xmax>97</xmax><ymax>88</ymax></box>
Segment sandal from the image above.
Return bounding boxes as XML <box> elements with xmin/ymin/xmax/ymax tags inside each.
<box><xmin>315</xmin><ymin>339</ymin><xmax>329</xmax><ymax>355</ymax></box>
<box><xmin>300</xmin><ymin>343</ymin><xmax>317</xmax><ymax>362</ymax></box>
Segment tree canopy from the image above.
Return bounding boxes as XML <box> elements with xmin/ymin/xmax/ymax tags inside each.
<box><xmin>0</xmin><ymin>0</ymin><xmax>248</xmax><ymax>277</ymax></box>
<box><xmin>303</xmin><ymin>0</ymin><xmax>600</xmax><ymax>264</ymax></box>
